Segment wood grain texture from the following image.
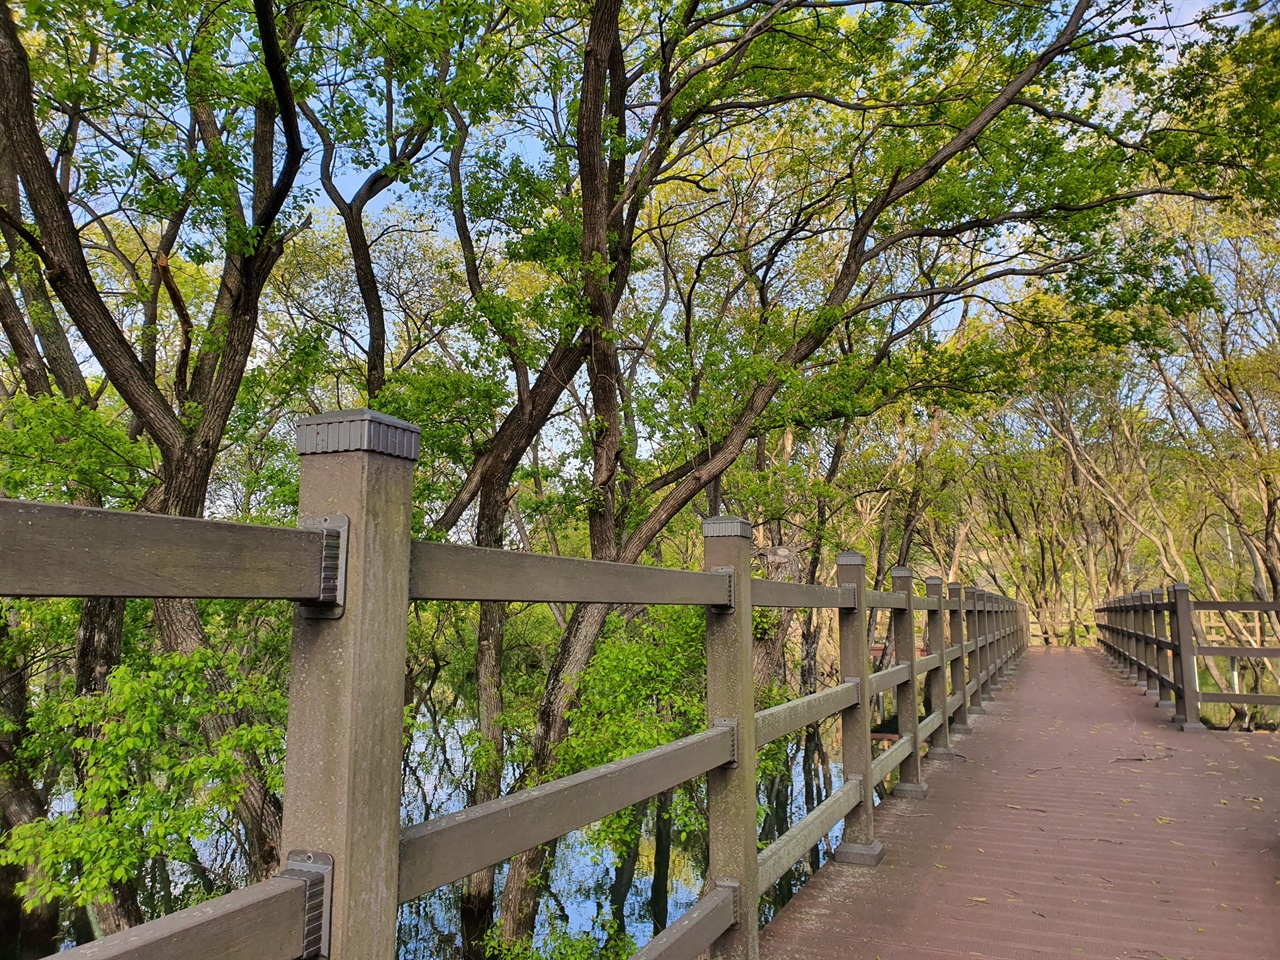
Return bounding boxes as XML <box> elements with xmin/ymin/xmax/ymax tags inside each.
<box><xmin>2</xmin><ymin>499</ymin><xmax>324</xmax><ymax>599</ymax></box>
<box><xmin>750</xmin><ymin>579</ymin><xmax>849</xmax><ymax>609</ymax></box>
<box><xmin>409</xmin><ymin>541</ymin><xmax>730</xmax><ymax>605</ymax></box>
<box><xmin>47</xmin><ymin>877</ymin><xmax>304</xmax><ymax>960</ymax></box>
<box><xmin>756</xmin><ymin>779</ymin><xmax>862</xmax><ymax>894</ymax></box>
<box><xmin>871</xmin><ymin>734</ymin><xmax>914</xmax><ymax>784</ymax></box>
<box><xmin>1195</xmin><ymin>645</ymin><xmax>1280</xmax><ymax>658</ymax></box>
<box><xmin>630</xmin><ymin>886</ymin><xmax>736</xmax><ymax>960</ymax></box>
<box><xmin>864</xmin><ymin>589</ymin><xmax>908</xmax><ymax>609</ymax></box>
<box><xmin>916</xmin><ymin>652</ymin><xmax>942</xmax><ymax>673</ymax></box>
<box><xmin>869</xmin><ymin>663</ymin><xmax>909</xmax><ymax>696</ymax></box>
<box><xmin>754</xmin><ymin>681</ymin><xmax>860</xmax><ymax>747</ymax></box>
<box><xmin>398</xmin><ymin>727</ymin><xmax>733</xmax><ymax>901</ymax></box>
<box><xmin>1198</xmin><ymin>692</ymin><xmax>1280</xmax><ymax>705</ymax></box>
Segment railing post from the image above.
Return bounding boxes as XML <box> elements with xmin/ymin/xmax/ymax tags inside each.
<box><xmin>924</xmin><ymin>578</ymin><xmax>954</xmax><ymax>759</ymax></box>
<box><xmin>833</xmin><ymin>552</ymin><xmax>885</xmax><ymax>865</ymax></box>
<box><xmin>703</xmin><ymin>517</ymin><xmax>759</xmax><ymax>959</ymax></box>
<box><xmin>990</xmin><ymin>597</ymin><xmax>1005</xmax><ymax>691</ymax></box>
<box><xmin>947</xmin><ymin>583</ymin><xmax>971</xmax><ymax>734</ymax></box>
<box><xmin>979</xmin><ymin>591</ymin><xmax>995</xmax><ymax>703</ymax></box>
<box><xmin>1099</xmin><ymin>601</ymin><xmax>1112</xmax><ymax>664</ymax></box>
<box><xmin>1127</xmin><ymin>595</ymin><xmax>1142</xmax><ymax>685</ymax></box>
<box><xmin>1141</xmin><ymin>591</ymin><xmax>1160</xmax><ymax>698</ymax></box>
<box><xmin>891</xmin><ymin>567</ymin><xmax>927</xmax><ymax>799</ymax></box>
<box><xmin>964</xmin><ymin>587</ymin><xmax>984</xmax><ymax>716</ymax></box>
<box><xmin>1153</xmin><ymin>590</ymin><xmax>1175</xmax><ymax>709</ymax></box>
<box><xmin>281</xmin><ymin>410</ymin><xmax>420</xmax><ymax>958</ymax></box>
<box><xmin>1170</xmin><ymin>583</ymin><xmax>1205</xmax><ymax>733</ymax></box>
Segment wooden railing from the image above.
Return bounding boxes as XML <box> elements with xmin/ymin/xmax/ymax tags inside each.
<box><xmin>1097</xmin><ymin>587</ymin><xmax>1280</xmax><ymax>731</ymax></box>
<box><xmin>1</xmin><ymin>409</ymin><xmax>1029</xmax><ymax>960</ymax></box>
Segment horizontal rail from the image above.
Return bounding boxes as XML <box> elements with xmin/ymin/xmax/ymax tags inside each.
<box><xmin>629</xmin><ymin>885</ymin><xmax>736</xmax><ymax>960</ymax></box>
<box><xmin>750</xmin><ymin>579</ymin><xmax>850</xmax><ymax>609</ymax></box>
<box><xmin>754</xmin><ymin>680</ymin><xmax>860</xmax><ymax>747</ymax></box>
<box><xmin>864</xmin><ymin>589</ymin><xmax>908</xmax><ymax>609</ymax></box>
<box><xmin>1193</xmin><ymin>600</ymin><xmax>1280</xmax><ymax>613</ymax></box>
<box><xmin>0</xmin><ymin>499</ymin><xmax>327</xmax><ymax>600</ymax></box>
<box><xmin>947</xmin><ymin>692</ymin><xmax>964</xmax><ymax>715</ymax></box>
<box><xmin>756</xmin><ymin>778</ymin><xmax>862</xmax><ymax>894</ymax></box>
<box><xmin>965</xmin><ymin>679</ymin><xmax>978</xmax><ymax>696</ymax></box>
<box><xmin>945</xmin><ymin>646</ymin><xmax>964</xmax><ymax>662</ymax></box>
<box><xmin>408</xmin><ymin>541</ymin><xmax>731</xmax><ymax>605</ymax></box>
<box><xmin>869</xmin><ymin>663</ymin><xmax>909</xmax><ymax>696</ymax></box>
<box><xmin>871</xmin><ymin>734</ymin><xmax>914</xmax><ymax>783</ymax></box>
<box><xmin>1195</xmin><ymin>646</ymin><xmax>1280</xmax><ymax>658</ymax></box>
<box><xmin>1198</xmin><ymin>692</ymin><xmax>1280</xmax><ymax>706</ymax></box>
<box><xmin>398</xmin><ymin>726</ymin><xmax>733</xmax><ymax>901</ymax></box>
<box><xmin>52</xmin><ymin>876</ymin><xmax>306</xmax><ymax>959</ymax></box>
<box><xmin>916</xmin><ymin>652</ymin><xmax>941</xmax><ymax>672</ymax></box>
<box><xmin>918</xmin><ymin>711</ymin><xmax>942</xmax><ymax>741</ymax></box>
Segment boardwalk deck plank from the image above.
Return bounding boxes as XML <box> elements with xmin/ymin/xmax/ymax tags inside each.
<box><xmin>760</xmin><ymin>646</ymin><xmax>1279</xmax><ymax>960</ymax></box>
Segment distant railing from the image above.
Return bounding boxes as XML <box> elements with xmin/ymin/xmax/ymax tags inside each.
<box><xmin>1096</xmin><ymin>588</ymin><xmax>1280</xmax><ymax>731</ymax></box>
<box><xmin>1</xmin><ymin>409</ymin><xmax>1029</xmax><ymax>960</ymax></box>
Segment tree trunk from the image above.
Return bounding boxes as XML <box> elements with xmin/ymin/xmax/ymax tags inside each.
<box><xmin>650</xmin><ymin>789</ymin><xmax>672</xmax><ymax>935</ymax></box>
<box><xmin>498</xmin><ymin>602</ymin><xmax>612</xmax><ymax>939</ymax></box>
<box><xmin>151</xmin><ymin>598</ymin><xmax>283</xmax><ymax>881</ymax></box>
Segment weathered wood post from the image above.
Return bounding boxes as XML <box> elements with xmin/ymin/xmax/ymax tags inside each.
<box><xmin>1123</xmin><ymin>595</ymin><xmax>1139</xmax><ymax>683</ymax></box>
<box><xmin>1170</xmin><ymin>583</ymin><xmax>1205</xmax><ymax>732</ymax></box>
<box><xmin>833</xmin><ymin>551</ymin><xmax>885</xmax><ymax>865</ymax></box>
<box><xmin>990</xmin><ymin>596</ymin><xmax>1005</xmax><ymax>692</ymax></box>
<box><xmin>1141</xmin><ymin>591</ymin><xmax>1160</xmax><ymax>698</ymax></box>
<box><xmin>964</xmin><ymin>587</ymin><xmax>984</xmax><ymax>716</ymax></box>
<box><xmin>924</xmin><ymin>577</ymin><xmax>954</xmax><ymax>759</ymax></box>
<box><xmin>703</xmin><ymin>517</ymin><xmax>759</xmax><ymax>958</ymax></box>
<box><xmin>1153</xmin><ymin>590</ymin><xmax>1175</xmax><ymax>708</ymax></box>
<box><xmin>281</xmin><ymin>410</ymin><xmax>419</xmax><ymax>959</ymax></box>
<box><xmin>892</xmin><ymin>567</ymin><xmax>927</xmax><ymax>798</ymax></box>
<box><xmin>947</xmin><ymin>583</ymin><xmax>971</xmax><ymax>734</ymax></box>
<box><xmin>978</xmin><ymin>591</ymin><xmax>995</xmax><ymax>703</ymax></box>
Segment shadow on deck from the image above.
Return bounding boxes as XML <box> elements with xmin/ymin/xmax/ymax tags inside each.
<box><xmin>760</xmin><ymin>646</ymin><xmax>1280</xmax><ymax>960</ymax></box>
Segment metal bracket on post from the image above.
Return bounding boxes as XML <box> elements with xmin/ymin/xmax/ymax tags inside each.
<box><xmin>279</xmin><ymin>850</ymin><xmax>334</xmax><ymax>958</ymax></box>
<box><xmin>297</xmin><ymin>515</ymin><xmax>348</xmax><ymax>619</ymax></box>
<box><xmin>842</xmin><ymin>676</ymin><xmax>862</xmax><ymax>706</ymax></box>
<box><xmin>713</xmin><ymin>718</ymin><xmax>738</xmax><ymax>767</ymax></box>
<box><xmin>710</xmin><ymin>565</ymin><xmax>735</xmax><ymax>610</ymax></box>
<box><xmin>715</xmin><ymin>878</ymin><xmax>742</xmax><ymax>926</ymax></box>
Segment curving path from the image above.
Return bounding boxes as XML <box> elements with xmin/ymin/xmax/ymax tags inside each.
<box><xmin>760</xmin><ymin>645</ymin><xmax>1280</xmax><ymax>960</ymax></box>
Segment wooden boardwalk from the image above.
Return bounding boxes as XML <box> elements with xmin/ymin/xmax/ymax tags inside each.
<box><xmin>760</xmin><ymin>646</ymin><xmax>1280</xmax><ymax>960</ymax></box>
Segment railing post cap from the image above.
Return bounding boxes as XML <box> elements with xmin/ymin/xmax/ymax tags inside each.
<box><xmin>963</xmin><ymin>585</ymin><xmax>978</xmax><ymax>597</ymax></box>
<box><xmin>701</xmin><ymin>516</ymin><xmax>753</xmax><ymax>539</ymax></box>
<box><xmin>890</xmin><ymin>565</ymin><xmax>913</xmax><ymax>577</ymax></box>
<box><xmin>836</xmin><ymin>550</ymin><xmax>866</xmax><ymax>566</ymax></box>
<box><xmin>924</xmin><ymin>575</ymin><xmax>943</xmax><ymax>585</ymax></box>
<box><xmin>296</xmin><ymin>409</ymin><xmax>421</xmax><ymax>461</ymax></box>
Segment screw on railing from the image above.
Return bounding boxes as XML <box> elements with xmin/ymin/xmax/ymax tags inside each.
<box><xmin>703</xmin><ymin>517</ymin><xmax>759</xmax><ymax>959</ymax></box>
<box><xmin>282</xmin><ymin>410</ymin><xmax>420</xmax><ymax>958</ymax></box>
<box><xmin>924</xmin><ymin>578</ymin><xmax>954</xmax><ymax>760</ymax></box>
<box><xmin>891</xmin><ymin>567</ymin><xmax>928</xmax><ymax>800</ymax></box>
<box><xmin>947</xmin><ymin>583</ymin><xmax>972</xmax><ymax>735</ymax></box>
<box><xmin>1169</xmin><ymin>583</ymin><xmax>1205</xmax><ymax>732</ymax></box>
<box><xmin>833</xmin><ymin>551</ymin><xmax>885</xmax><ymax>866</ymax></box>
